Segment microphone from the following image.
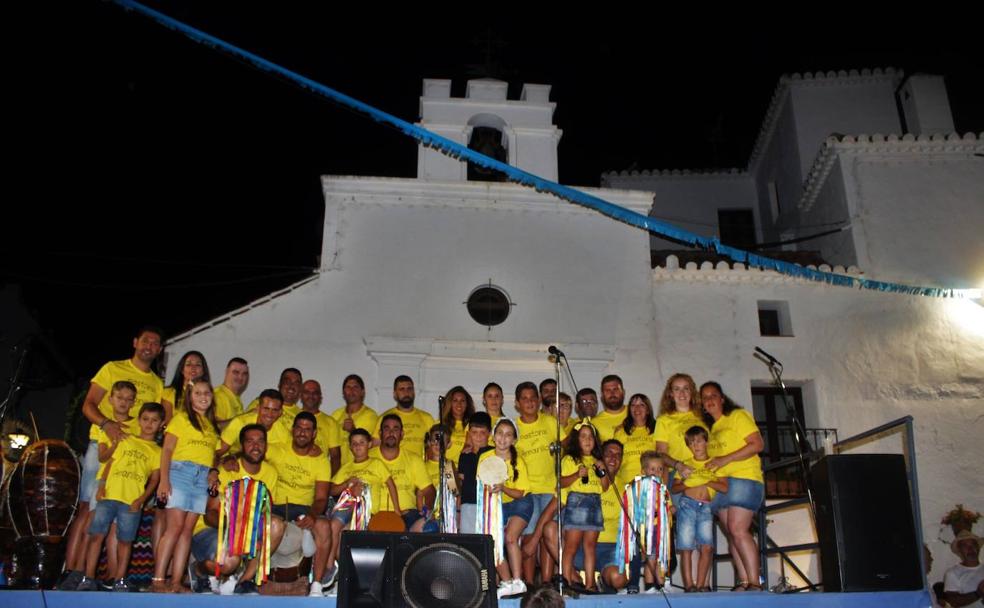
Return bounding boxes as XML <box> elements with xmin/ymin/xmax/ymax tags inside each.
<box><xmin>438</xmin><ymin>395</ymin><xmax>446</xmax><ymax>407</ymax></box>
<box><xmin>581</xmin><ymin>469</ymin><xmax>589</xmax><ymax>485</ymax></box>
<box><xmin>754</xmin><ymin>346</ymin><xmax>781</xmax><ymax>366</ymax></box>
<box><xmin>595</xmin><ymin>465</ymin><xmax>607</xmax><ymax>479</ymax></box>
<box><xmin>548</xmin><ymin>345</ymin><xmax>565</xmax><ymax>358</ymax></box>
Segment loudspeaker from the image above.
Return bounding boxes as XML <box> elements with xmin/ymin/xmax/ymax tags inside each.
<box><xmin>810</xmin><ymin>454</ymin><xmax>922</xmax><ymax>592</ymax></box>
<box><xmin>337</xmin><ymin>531</ymin><xmax>498</xmax><ymax>608</ymax></box>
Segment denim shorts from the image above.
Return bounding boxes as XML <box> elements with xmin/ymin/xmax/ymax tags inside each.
<box><xmin>80</xmin><ymin>441</ymin><xmax>100</xmax><ymax>505</ymax></box>
<box><xmin>191</xmin><ymin>528</ymin><xmax>218</xmax><ymax>563</ymax></box>
<box><xmin>573</xmin><ymin>542</ymin><xmax>619</xmax><ymax>570</ymax></box>
<box><xmin>502</xmin><ymin>495</ymin><xmax>533</xmax><ymax>523</ymax></box>
<box><xmin>167</xmin><ymin>460</ymin><xmax>210</xmax><ymax>514</ymax></box>
<box><xmin>712</xmin><ymin>477</ymin><xmax>764</xmax><ymax>513</ymax></box>
<box><xmin>401</xmin><ymin>509</ymin><xmax>424</xmax><ymax>530</ymax></box>
<box><xmin>523</xmin><ymin>493</ymin><xmax>555</xmax><ymax>535</ymax></box>
<box><xmin>563</xmin><ymin>492</ymin><xmax>603</xmax><ymax>531</ymax></box>
<box><xmin>274</xmin><ymin>503</ymin><xmax>320</xmax><ymax>523</ymax></box>
<box><xmin>675</xmin><ymin>495</ymin><xmax>714</xmax><ymax>550</ymax></box>
<box><xmin>88</xmin><ymin>499</ymin><xmax>142</xmax><ymax>542</ymax></box>
<box><xmin>332</xmin><ymin>505</ymin><xmax>354</xmax><ymax>526</ymax></box>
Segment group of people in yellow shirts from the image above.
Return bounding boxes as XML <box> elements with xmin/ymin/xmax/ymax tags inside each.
<box><xmin>58</xmin><ymin>326</ymin><xmax>767</xmax><ymax>597</ymax></box>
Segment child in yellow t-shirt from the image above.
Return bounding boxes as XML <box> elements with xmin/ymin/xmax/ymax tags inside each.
<box><xmin>639</xmin><ymin>451</ymin><xmax>671</xmax><ymax>593</ymax></box>
<box><xmin>670</xmin><ymin>426</ymin><xmax>729</xmax><ymax>592</ymax></box>
<box><xmin>78</xmin><ymin>402</ymin><xmax>164</xmax><ymax>591</ymax></box>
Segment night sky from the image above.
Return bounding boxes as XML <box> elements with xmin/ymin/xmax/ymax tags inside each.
<box><xmin>5</xmin><ymin>2</ymin><xmax>982</xmax><ymax>380</ymax></box>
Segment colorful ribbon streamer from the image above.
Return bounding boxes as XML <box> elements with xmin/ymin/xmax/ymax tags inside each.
<box><xmin>331</xmin><ymin>481</ymin><xmax>372</xmax><ymax>531</ymax></box>
<box><xmin>615</xmin><ymin>475</ymin><xmax>671</xmax><ymax>576</ymax></box>
<box><xmin>216</xmin><ymin>477</ymin><xmax>272</xmax><ymax>584</ymax></box>
<box><xmin>476</xmin><ymin>478</ymin><xmax>504</xmax><ymax>565</ymax></box>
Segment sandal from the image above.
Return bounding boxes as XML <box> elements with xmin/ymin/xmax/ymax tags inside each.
<box><xmin>745</xmin><ymin>582</ymin><xmax>764</xmax><ymax>592</ymax></box>
<box><xmin>685</xmin><ymin>586</ymin><xmax>697</xmax><ymax>593</ymax></box>
<box><xmin>697</xmin><ymin>586</ymin><xmax>712</xmax><ymax>592</ymax></box>
<box><xmin>731</xmin><ymin>581</ymin><xmax>749</xmax><ymax>592</ymax></box>
<box><xmin>149</xmin><ymin>577</ymin><xmax>170</xmax><ymax>593</ymax></box>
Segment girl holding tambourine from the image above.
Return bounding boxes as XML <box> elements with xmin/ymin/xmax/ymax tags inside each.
<box><xmin>478</xmin><ymin>418</ymin><xmax>532</xmax><ymax>598</ymax></box>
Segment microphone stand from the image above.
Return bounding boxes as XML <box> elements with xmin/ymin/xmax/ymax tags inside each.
<box><xmin>754</xmin><ymin>348</ymin><xmax>816</xmax><ymax>522</ymax></box>
<box><xmin>549</xmin><ymin>351</ymin><xmax>567</xmax><ymax>596</ymax></box>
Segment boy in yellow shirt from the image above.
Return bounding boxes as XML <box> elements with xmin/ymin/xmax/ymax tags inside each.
<box><xmin>670</xmin><ymin>426</ymin><xmax>729</xmax><ymax>592</ymax></box>
<box><xmin>78</xmin><ymin>402</ymin><xmax>164</xmax><ymax>591</ymax></box>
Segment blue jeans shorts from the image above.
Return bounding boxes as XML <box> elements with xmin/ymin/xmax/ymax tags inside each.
<box><xmin>522</xmin><ymin>493</ymin><xmax>555</xmax><ymax>535</ymax></box>
<box><xmin>502</xmin><ymin>495</ymin><xmax>534</xmax><ymax>523</ymax></box>
<box><xmin>191</xmin><ymin>528</ymin><xmax>218</xmax><ymax>563</ymax></box>
<box><xmin>563</xmin><ymin>492</ymin><xmax>603</xmax><ymax>531</ymax></box>
<box><xmin>88</xmin><ymin>499</ymin><xmax>142</xmax><ymax>542</ymax></box>
<box><xmin>712</xmin><ymin>478</ymin><xmax>764</xmax><ymax>513</ymax></box>
<box><xmin>167</xmin><ymin>460</ymin><xmax>210</xmax><ymax>514</ymax></box>
<box><xmin>675</xmin><ymin>495</ymin><xmax>714</xmax><ymax>550</ymax></box>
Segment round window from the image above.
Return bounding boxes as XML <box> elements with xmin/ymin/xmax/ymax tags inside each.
<box><xmin>466</xmin><ymin>284</ymin><xmax>511</xmax><ymax>327</ymax></box>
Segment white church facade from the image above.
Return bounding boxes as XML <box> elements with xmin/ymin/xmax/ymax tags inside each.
<box><xmin>166</xmin><ymin>69</ymin><xmax>984</xmax><ymax>587</ymax></box>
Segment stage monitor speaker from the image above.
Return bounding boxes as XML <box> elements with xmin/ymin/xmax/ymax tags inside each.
<box><xmin>337</xmin><ymin>530</ymin><xmax>497</xmax><ymax>608</ymax></box>
<box><xmin>810</xmin><ymin>454</ymin><xmax>922</xmax><ymax>592</ymax></box>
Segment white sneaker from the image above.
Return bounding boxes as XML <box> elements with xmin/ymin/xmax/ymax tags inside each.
<box><xmin>496</xmin><ymin>580</ymin><xmax>513</xmax><ymax>599</ymax></box>
<box><xmin>208</xmin><ymin>576</ymin><xmax>220</xmax><ymax>593</ymax></box>
<box><xmin>309</xmin><ymin>581</ymin><xmax>324</xmax><ymax>597</ymax></box>
<box><xmin>218</xmin><ymin>574</ymin><xmax>239</xmax><ymax>596</ymax></box>
<box><xmin>511</xmin><ymin>579</ymin><xmax>526</xmax><ymax>595</ymax></box>
<box><xmin>643</xmin><ymin>586</ymin><xmax>658</xmax><ymax>594</ymax></box>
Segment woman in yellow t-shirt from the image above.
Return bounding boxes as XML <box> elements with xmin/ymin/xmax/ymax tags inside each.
<box><xmin>613</xmin><ymin>393</ymin><xmax>657</xmax><ymax>488</ymax></box>
<box><xmin>161</xmin><ymin>351</ymin><xmax>210</xmax><ymax>424</ymax></box>
<box><xmin>481</xmin><ymin>382</ymin><xmax>504</xmax><ymax>426</ymax></box>
<box><xmin>701</xmin><ymin>381</ymin><xmax>765</xmax><ymax>592</ymax></box>
<box><xmin>654</xmin><ymin>373</ymin><xmax>707</xmax><ymax>485</ymax></box>
<box><xmin>153</xmin><ymin>379</ymin><xmax>220</xmax><ymax>593</ymax></box>
<box><xmin>440</xmin><ymin>386</ymin><xmax>475</xmax><ymax>464</ymax></box>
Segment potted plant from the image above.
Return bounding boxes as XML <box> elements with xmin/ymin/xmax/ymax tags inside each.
<box><xmin>942</xmin><ymin>504</ymin><xmax>981</xmax><ymax>535</ymax></box>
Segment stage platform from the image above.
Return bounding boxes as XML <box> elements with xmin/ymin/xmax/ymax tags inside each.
<box><xmin>1</xmin><ymin>588</ymin><xmax>933</xmax><ymax>607</ymax></box>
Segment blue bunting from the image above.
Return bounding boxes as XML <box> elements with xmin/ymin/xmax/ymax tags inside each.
<box><xmin>113</xmin><ymin>0</ymin><xmax>981</xmax><ymax>301</ymax></box>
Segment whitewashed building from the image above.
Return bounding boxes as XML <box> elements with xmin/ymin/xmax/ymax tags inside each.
<box><xmin>167</xmin><ymin>69</ymin><xmax>984</xmax><ymax>587</ymax></box>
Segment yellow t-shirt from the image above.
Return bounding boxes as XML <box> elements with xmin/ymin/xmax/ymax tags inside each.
<box><xmin>478</xmin><ymin>450</ymin><xmax>530</xmax><ymax>504</ymax></box>
<box><xmin>654</xmin><ymin>410</ymin><xmax>708</xmax><ymax>468</ymax></box>
<box><xmin>515</xmin><ymin>413</ymin><xmax>559</xmax><ymax>495</ymax></box>
<box><xmin>329</xmin><ymin>404</ymin><xmax>379</xmax><ymax>466</ymax></box>
<box><xmin>446</xmin><ymin>420</ymin><xmax>467</xmax><ymax>464</ymax></box>
<box><xmin>305</xmin><ymin>410</ymin><xmax>342</xmax><ymax>457</ymax></box>
<box><xmin>560</xmin><ymin>418</ymin><xmax>576</xmax><ymax>442</ymax></box>
<box><xmin>103</xmin><ymin>436</ymin><xmax>161</xmax><ymax>505</ymax></box>
<box><xmin>166</xmin><ymin>411</ymin><xmax>219</xmax><ymax>467</ymax></box>
<box><xmin>592</xmin><ymin>408</ymin><xmax>628</xmax><ymax>442</ymax></box>
<box><xmin>369</xmin><ymin>447</ymin><xmax>431</xmax><ymax>512</ymax></box>
<box><xmin>374</xmin><ymin>408</ymin><xmax>436</xmax><ymax>459</ymax></box>
<box><xmin>161</xmin><ymin>386</ymin><xmax>184</xmax><ymax>418</ymax></box>
<box><xmin>89</xmin><ymin>359</ymin><xmax>164</xmax><ymax>440</ymax></box>
<box><xmin>708</xmin><ymin>409</ymin><xmax>763</xmax><ymax>483</ymax></box>
<box><xmin>561</xmin><ymin>455</ymin><xmax>603</xmax><ymax>504</ymax></box>
<box><xmin>680</xmin><ymin>456</ymin><xmax>721</xmax><ymax>499</ymax></box>
<box><xmin>266</xmin><ymin>444</ymin><xmax>332</xmax><ymax>506</ymax></box>
<box><xmin>220</xmin><ymin>411</ymin><xmax>293</xmax><ymax>453</ymax></box>
<box><xmin>95</xmin><ymin>418</ymin><xmax>134</xmax><ymax>478</ymax></box>
<box><xmin>193</xmin><ymin>460</ymin><xmax>278</xmax><ymax>536</ymax></box>
<box><xmin>212</xmin><ymin>384</ymin><xmax>244</xmax><ymax>422</ymax></box>
<box><xmin>614</xmin><ymin>425</ymin><xmax>657</xmax><ymax>488</ymax></box>
<box><xmin>599</xmin><ymin>477</ymin><xmax>625</xmax><ymax>544</ymax></box>
<box><xmin>331</xmin><ymin>457</ymin><xmax>391</xmax><ymax>515</ymax></box>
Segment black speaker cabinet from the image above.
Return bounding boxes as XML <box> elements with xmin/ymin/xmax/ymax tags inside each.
<box><xmin>337</xmin><ymin>531</ymin><xmax>497</xmax><ymax>608</ymax></box>
<box><xmin>810</xmin><ymin>454</ymin><xmax>922</xmax><ymax>592</ymax></box>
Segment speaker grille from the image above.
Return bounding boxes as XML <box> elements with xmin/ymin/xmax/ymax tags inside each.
<box><xmin>401</xmin><ymin>542</ymin><xmax>485</xmax><ymax>608</ymax></box>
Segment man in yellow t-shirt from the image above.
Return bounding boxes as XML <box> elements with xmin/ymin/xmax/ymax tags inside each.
<box><xmin>372</xmin><ymin>375</ymin><xmax>435</xmax><ymax>459</ymax></box>
<box><xmin>218</xmin><ymin>389</ymin><xmax>292</xmax><ymax>456</ymax></box>
<box><xmin>593</xmin><ymin>375</ymin><xmax>628</xmax><ymax>442</ymax></box>
<box><xmin>212</xmin><ymin>357</ymin><xmax>249</xmax><ymax>428</ymax></box>
<box><xmin>191</xmin><ymin>423</ymin><xmax>282</xmax><ymax>595</ymax></box>
<box><xmin>370</xmin><ymin>413</ymin><xmax>434</xmax><ymax>532</ymax></box>
<box><xmin>61</xmin><ymin>326</ymin><xmax>164</xmax><ymax>592</ymax></box>
<box><xmin>298</xmin><ymin>379</ymin><xmax>342</xmax><ymax>476</ymax></box>
<box><xmin>329</xmin><ymin>374</ymin><xmax>378</xmax><ymax>467</ymax></box>
<box><xmin>266</xmin><ymin>412</ymin><xmax>334</xmax><ymax>596</ymax></box>
<box><xmin>246</xmin><ymin>368</ymin><xmax>303</xmax><ymax>416</ymax></box>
